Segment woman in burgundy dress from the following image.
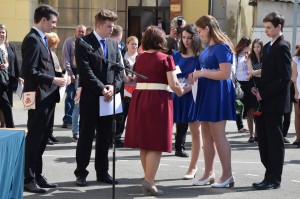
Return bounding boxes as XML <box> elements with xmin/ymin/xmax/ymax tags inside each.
<box><xmin>124</xmin><ymin>26</ymin><xmax>191</xmax><ymax>196</ymax></box>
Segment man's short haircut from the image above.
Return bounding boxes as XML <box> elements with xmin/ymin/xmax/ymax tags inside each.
<box><xmin>34</xmin><ymin>4</ymin><xmax>59</xmax><ymax>24</ymax></box>
<box><xmin>263</xmin><ymin>12</ymin><xmax>285</xmax><ymax>31</ymax></box>
<box><xmin>95</xmin><ymin>9</ymin><xmax>118</xmax><ymax>26</ymax></box>
<box><xmin>111</xmin><ymin>25</ymin><xmax>123</xmax><ymax>37</ymax></box>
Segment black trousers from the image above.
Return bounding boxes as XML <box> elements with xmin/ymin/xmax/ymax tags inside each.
<box><xmin>175</xmin><ymin>122</ymin><xmax>188</xmax><ymax>151</ymax></box>
<box><xmin>74</xmin><ymin>102</ymin><xmax>113</xmax><ymax>178</ymax></box>
<box><xmin>24</xmin><ymin>102</ymin><xmax>55</xmax><ymax>183</ymax></box>
<box><xmin>282</xmin><ymin>100</ymin><xmax>292</xmax><ymax>137</ymax></box>
<box><xmin>235</xmin><ymin>113</ymin><xmax>244</xmax><ymax>130</ymax></box>
<box><xmin>0</xmin><ymin>86</ymin><xmax>14</xmax><ymax>128</ymax></box>
<box><xmin>115</xmin><ymin>97</ymin><xmax>131</xmax><ymax>142</ymax></box>
<box><xmin>256</xmin><ymin>112</ymin><xmax>285</xmax><ymax>184</ymax></box>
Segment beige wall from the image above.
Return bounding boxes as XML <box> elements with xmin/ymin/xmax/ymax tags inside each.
<box><xmin>0</xmin><ymin>0</ymin><xmax>38</xmax><ymax>42</ymax></box>
<box><xmin>226</xmin><ymin>0</ymin><xmax>253</xmax><ymax>45</ymax></box>
<box><xmin>182</xmin><ymin>0</ymin><xmax>209</xmax><ymax>24</ymax></box>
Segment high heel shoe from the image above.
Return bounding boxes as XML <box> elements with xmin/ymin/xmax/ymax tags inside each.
<box><xmin>192</xmin><ymin>174</ymin><xmax>215</xmax><ymax>186</ymax></box>
<box><xmin>141</xmin><ymin>180</ymin><xmax>164</xmax><ymax>196</ymax></box>
<box><xmin>182</xmin><ymin>168</ymin><xmax>198</xmax><ymax>180</ymax></box>
<box><xmin>211</xmin><ymin>176</ymin><xmax>235</xmax><ymax>188</ymax></box>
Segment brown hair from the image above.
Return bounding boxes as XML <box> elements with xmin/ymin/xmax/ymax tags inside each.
<box><xmin>179</xmin><ymin>24</ymin><xmax>202</xmax><ymax>57</ymax></box>
<box><xmin>111</xmin><ymin>25</ymin><xmax>123</xmax><ymax>37</ymax></box>
<box><xmin>141</xmin><ymin>26</ymin><xmax>167</xmax><ymax>52</ymax></box>
<box><xmin>250</xmin><ymin>38</ymin><xmax>263</xmax><ymax>64</ymax></box>
<box><xmin>234</xmin><ymin>36</ymin><xmax>251</xmax><ymax>55</ymax></box>
<box><xmin>263</xmin><ymin>12</ymin><xmax>285</xmax><ymax>31</ymax></box>
<box><xmin>95</xmin><ymin>9</ymin><xmax>118</xmax><ymax>26</ymax></box>
<box><xmin>45</xmin><ymin>32</ymin><xmax>60</xmax><ymax>48</ymax></box>
<box><xmin>295</xmin><ymin>45</ymin><xmax>300</xmax><ymax>57</ymax></box>
<box><xmin>195</xmin><ymin>15</ymin><xmax>234</xmax><ymax>52</ymax></box>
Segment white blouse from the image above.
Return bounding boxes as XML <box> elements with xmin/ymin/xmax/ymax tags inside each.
<box><xmin>293</xmin><ymin>56</ymin><xmax>300</xmax><ymax>98</ymax></box>
<box><xmin>235</xmin><ymin>54</ymin><xmax>249</xmax><ymax>81</ymax></box>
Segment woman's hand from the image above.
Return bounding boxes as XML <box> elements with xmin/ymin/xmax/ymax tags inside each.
<box><xmin>188</xmin><ymin>71</ymin><xmax>201</xmax><ymax>85</ymax></box>
<box><xmin>183</xmin><ymin>85</ymin><xmax>192</xmax><ymax>94</ymax></box>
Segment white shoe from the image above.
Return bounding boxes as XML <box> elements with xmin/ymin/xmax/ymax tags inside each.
<box><xmin>182</xmin><ymin>168</ymin><xmax>197</xmax><ymax>180</ymax></box>
<box><xmin>211</xmin><ymin>176</ymin><xmax>235</xmax><ymax>188</ymax></box>
<box><xmin>192</xmin><ymin>174</ymin><xmax>215</xmax><ymax>186</ymax></box>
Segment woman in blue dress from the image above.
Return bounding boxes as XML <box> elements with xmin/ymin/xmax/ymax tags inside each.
<box><xmin>172</xmin><ymin>24</ymin><xmax>202</xmax><ymax>180</ymax></box>
<box><xmin>189</xmin><ymin>15</ymin><xmax>236</xmax><ymax>188</ymax></box>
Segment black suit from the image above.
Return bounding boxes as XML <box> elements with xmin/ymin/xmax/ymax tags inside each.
<box><xmin>74</xmin><ymin>32</ymin><xmax>123</xmax><ymax>178</ymax></box>
<box><xmin>256</xmin><ymin>35</ymin><xmax>291</xmax><ymax>184</ymax></box>
<box><xmin>22</xmin><ymin>28</ymin><xmax>60</xmax><ymax>183</ymax></box>
<box><xmin>7</xmin><ymin>43</ymin><xmax>20</xmax><ymax>106</ymax></box>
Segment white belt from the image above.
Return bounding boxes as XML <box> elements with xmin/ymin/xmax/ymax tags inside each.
<box><xmin>136</xmin><ymin>83</ymin><xmax>169</xmax><ymax>91</ymax></box>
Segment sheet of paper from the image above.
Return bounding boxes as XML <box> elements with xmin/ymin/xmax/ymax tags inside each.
<box><xmin>59</xmin><ymin>71</ymin><xmax>68</xmax><ymax>101</ymax></box>
<box><xmin>99</xmin><ymin>93</ymin><xmax>123</xmax><ymax>116</ymax></box>
<box><xmin>192</xmin><ymin>81</ymin><xmax>198</xmax><ymax>102</ymax></box>
<box><xmin>174</xmin><ymin>65</ymin><xmax>182</xmax><ymax>75</ymax></box>
<box><xmin>16</xmin><ymin>81</ymin><xmax>24</xmax><ymax>100</ymax></box>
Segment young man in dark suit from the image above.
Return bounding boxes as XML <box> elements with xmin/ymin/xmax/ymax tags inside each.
<box><xmin>22</xmin><ymin>4</ymin><xmax>66</xmax><ymax>193</ymax></box>
<box><xmin>252</xmin><ymin>12</ymin><xmax>291</xmax><ymax>190</ymax></box>
<box><xmin>74</xmin><ymin>9</ymin><xmax>123</xmax><ymax>186</ymax></box>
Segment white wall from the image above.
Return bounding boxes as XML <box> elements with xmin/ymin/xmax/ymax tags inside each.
<box><xmin>252</xmin><ymin>27</ymin><xmax>300</xmax><ymax>47</ymax></box>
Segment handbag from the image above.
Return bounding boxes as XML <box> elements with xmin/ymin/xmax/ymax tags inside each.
<box><xmin>235</xmin><ymin>81</ymin><xmax>244</xmax><ymax>99</ymax></box>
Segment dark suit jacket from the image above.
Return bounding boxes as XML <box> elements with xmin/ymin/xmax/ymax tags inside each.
<box><xmin>7</xmin><ymin>43</ymin><xmax>20</xmax><ymax>79</ymax></box>
<box><xmin>259</xmin><ymin>35</ymin><xmax>291</xmax><ymax>113</ymax></box>
<box><xmin>75</xmin><ymin>32</ymin><xmax>123</xmax><ymax>106</ymax></box>
<box><xmin>21</xmin><ymin>28</ymin><xmax>59</xmax><ymax>104</ymax></box>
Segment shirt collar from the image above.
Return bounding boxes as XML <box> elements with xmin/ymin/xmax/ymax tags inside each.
<box><xmin>270</xmin><ymin>32</ymin><xmax>283</xmax><ymax>46</ymax></box>
<box><xmin>32</xmin><ymin>27</ymin><xmax>46</xmax><ymax>40</ymax></box>
<box><xmin>93</xmin><ymin>30</ymin><xmax>105</xmax><ymax>41</ymax></box>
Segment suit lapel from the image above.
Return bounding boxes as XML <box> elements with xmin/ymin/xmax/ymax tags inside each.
<box><xmin>88</xmin><ymin>33</ymin><xmax>103</xmax><ymax>57</ymax></box>
<box><xmin>31</xmin><ymin>28</ymin><xmax>49</xmax><ymax>53</ymax></box>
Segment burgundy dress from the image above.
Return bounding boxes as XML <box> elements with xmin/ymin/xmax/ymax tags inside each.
<box><xmin>124</xmin><ymin>52</ymin><xmax>175</xmax><ymax>152</ymax></box>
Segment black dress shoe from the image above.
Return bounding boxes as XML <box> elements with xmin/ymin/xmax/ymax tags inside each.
<box><xmin>47</xmin><ymin>139</ymin><xmax>54</xmax><ymax>145</ymax></box>
<box><xmin>76</xmin><ymin>176</ymin><xmax>87</xmax><ymax>186</ymax></box>
<box><xmin>24</xmin><ymin>181</ymin><xmax>46</xmax><ymax>193</ymax></box>
<box><xmin>97</xmin><ymin>173</ymin><xmax>118</xmax><ymax>184</ymax></box>
<box><xmin>49</xmin><ymin>134</ymin><xmax>59</xmax><ymax>143</ymax></box>
<box><xmin>36</xmin><ymin>176</ymin><xmax>58</xmax><ymax>188</ymax></box>
<box><xmin>252</xmin><ymin>180</ymin><xmax>266</xmax><ymax>188</ymax></box>
<box><xmin>254</xmin><ymin>181</ymin><xmax>280</xmax><ymax>190</ymax></box>
<box><xmin>175</xmin><ymin>150</ymin><xmax>189</xmax><ymax>158</ymax></box>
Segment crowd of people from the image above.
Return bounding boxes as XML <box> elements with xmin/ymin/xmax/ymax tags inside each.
<box><xmin>0</xmin><ymin>3</ymin><xmax>300</xmax><ymax>196</ymax></box>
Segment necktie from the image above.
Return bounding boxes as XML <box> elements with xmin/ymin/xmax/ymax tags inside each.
<box><xmin>100</xmin><ymin>39</ymin><xmax>107</xmax><ymax>58</ymax></box>
<box><xmin>44</xmin><ymin>36</ymin><xmax>49</xmax><ymax>54</ymax></box>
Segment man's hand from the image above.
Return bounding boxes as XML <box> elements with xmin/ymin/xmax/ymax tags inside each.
<box><xmin>102</xmin><ymin>85</ymin><xmax>114</xmax><ymax>102</ymax></box>
<box><xmin>53</xmin><ymin>77</ymin><xmax>67</xmax><ymax>87</ymax></box>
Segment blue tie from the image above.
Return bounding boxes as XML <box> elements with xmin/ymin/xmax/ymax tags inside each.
<box><xmin>100</xmin><ymin>39</ymin><xmax>107</xmax><ymax>58</ymax></box>
<box><xmin>44</xmin><ymin>36</ymin><xmax>49</xmax><ymax>54</ymax></box>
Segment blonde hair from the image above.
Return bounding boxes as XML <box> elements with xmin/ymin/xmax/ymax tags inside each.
<box><xmin>45</xmin><ymin>32</ymin><xmax>60</xmax><ymax>48</ymax></box>
<box><xmin>0</xmin><ymin>24</ymin><xmax>9</xmax><ymax>46</ymax></box>
<box><xmin>126</xmin><ymin>36</ymin><xmax>138</xmax><ymax>45</ymax></box>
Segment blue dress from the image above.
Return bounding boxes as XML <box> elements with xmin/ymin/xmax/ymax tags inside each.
<box><xmin>193</xmin><ymin>43</ymin><xmax>236</xmax><ymax>122</ymax></box>
<box><xmin>172</xmin><ymin>51</ymin><xmax>199</xmax><ymax>123</ymax></box>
